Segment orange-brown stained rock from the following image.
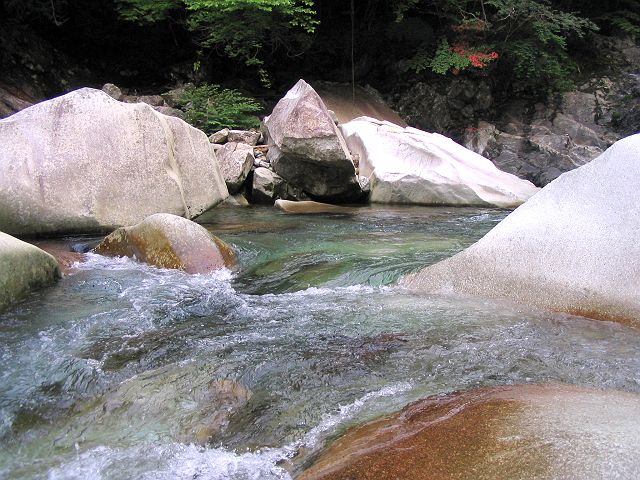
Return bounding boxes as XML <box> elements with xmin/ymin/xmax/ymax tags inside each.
<box><xmin>95</xmin><ymin>213</ymin><xmax>235</xmax><ymax>273</ymax></box>
<box><xmin>298</xmin><ymin>384</ymin><xmax>640</xmax><ymax>480</ymax></box>
<box><xmin>32</xmin><ymin>240</ymin><xmax>86</xmax><ymax>275</ymax></box>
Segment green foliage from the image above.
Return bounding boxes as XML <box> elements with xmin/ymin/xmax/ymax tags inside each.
<box><xmin>177</xmin><ymin>84</ymin><xmax>262</xmax><ymax>133</ymax></box>
<box><xmin>116</xmin><ymin>0</ymin><xmax>317</xmax><ymax>83</ymax></box>
<box><xmin>428</xmin><ymin>39</ymin><xmax>471</xmax><ymax>74</ymax></box>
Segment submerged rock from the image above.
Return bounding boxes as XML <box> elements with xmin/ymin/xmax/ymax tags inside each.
<box><xmin>300</xmin><ymin>384</ymin><xmax>640</xmax><ymax>480</ymax></box>
<box><xmin>95</xmin><ymin>213</ymin><xmax>235</xmax><ymax>273</ymax></box>
<box><xmin>217</xmin><ymin>141</ymin><xmax>255</xmax><ymax>194</ymax></box>
<box><xmin>274</xmin><ymin>200</ymin><xmax>355</xmax><ymax>214</ymax></box>
<box><xmin>0</xmin><ymin>232</ymin><xmax>60</xmax><ymax>312</ymax></box>
<box><xmin>340</xmin><ymin>117</ymin><xmax>539</xmax><ymax>208</ymax></box>
<box><xmin>264</xmin><ymin>80</ymin><xmax>361</xmax><ymax>201</ymax></box>
<box><xmin>0</xmin><ymin>88</ymin><xmax>228</xmax><ymax>235</ymax></box>
<box><xmin>403</xmin><ymin>134</ymin><xmax>640</xmax><ymax>325</ymax></box>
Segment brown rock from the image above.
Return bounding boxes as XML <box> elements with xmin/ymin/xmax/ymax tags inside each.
<box><xmin>300</xmin><ymin>384</ymin><xmax>640</xmax><ymax>480</ymax></box>
<box><xmin>95</xmin><ymin>213</ymin><xmax>235</xmax><ymax>273</ymax></box>
<box><xmin>31</xmin><ymin>240</ymin><xmax>86</xmax><ymax>275</ymax></box>
<box><xmin>228</xmin><ymin>129</ymin><xmax>261</xmax><ymax>146</ymax></box>
<box><xmin>274</xmin><ymin>200</ymin><xmax>355</xmax><ymax>214</ymax></box>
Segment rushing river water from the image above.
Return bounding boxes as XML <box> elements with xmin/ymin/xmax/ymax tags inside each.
<box><xmin>1</xmin><ymin>206</ymin><xmax>640</xmax><ymax>479</ymax></box>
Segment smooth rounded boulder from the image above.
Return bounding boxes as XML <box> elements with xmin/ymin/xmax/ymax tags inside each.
<box><xmin>0</xmin><ymin>232</ymin><xmax>61</xmax><ymax>312</ymax></box>
<box><xmin>0</xmin><ymin>88</ymin><xmax>228</xmax><ymax>235</ymax></box>
<box><xmin>300</xmin><ymin>384</ymin><xmax>640</xmax><ymax>480</ymax></box>
<box><xmin>402</xmin><ymin>134</ymin><xmax>640</xmax><ymax>325</ymax></box>
<box><xmin>264</xmin><ymin>80</ymin><xmax>361</xmax><ymax>201</ymax></box>
<box><xmin>340</xmin><ymin>117</ymin><xmax>539</xmax><ymax>208</ymax></box>
<box><xmin>95</xmin><ymin>213</ymin><xmax>235</xmax><ymax>273</ymax></box>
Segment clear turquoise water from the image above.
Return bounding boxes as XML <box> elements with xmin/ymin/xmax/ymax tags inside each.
<box><xmin>1</xmin><ymin>205</ymin><xmax>639</xmax><ymax>479</ymax></box>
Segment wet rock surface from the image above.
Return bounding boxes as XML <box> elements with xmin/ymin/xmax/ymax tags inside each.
<box><xmin>95</xmin><ymin>213</ymin><xmax>235</xmax><ymax>273</ymax></box>
<box><xmin>0</xmin><ymin>232</ymin><xmax>61</xmax><ymax>312</ymax></box>
<box><xmin>299</xmin><ymin>384</ymin><xmax>640</xmax><ymax>480</ymax></box>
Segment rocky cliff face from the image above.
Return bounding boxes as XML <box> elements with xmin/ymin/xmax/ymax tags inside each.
<box><xmin>392</xmin><ymin>37</ymin><xmax>640</xmax><ymax>186</ymax></box>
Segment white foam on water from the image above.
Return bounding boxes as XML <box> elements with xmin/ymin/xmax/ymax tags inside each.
<box><xmin>282</xmin><ymin>381</ymin><xmax>413</xmax><ymax>454</ymax></box>
<box><xmin>47</xmin><ymin>443</ymin><xmax>291</xmax><ymax>480</ymax></box>
<box><xmin>47</xmin><ymin>382</ymin><xmax>413</xmax><ymax>479</ymax></box>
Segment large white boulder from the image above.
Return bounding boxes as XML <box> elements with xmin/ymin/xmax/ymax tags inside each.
<box><xmin>0</xmin><ymin>232</ymin><xmax>60</xmax><ymax>312</ymax></box>
<box><xmin>264</xmin><ymin>80</ymin><xmax>361</xmax><ymax>201</ymax></box>
<box><xmin>339</xmin><ymin>117</ymin><xmax>539</xmax><ymax>207</ymax></box>
<box><xmin>0</xmin><ymin>88</ymin><xmax>228</xmax><ymax>235</ymax></box>
<box><xmin>402</xmin><ymin>134</ymin><xmax>640</xmax><ymax>325</ymax></box>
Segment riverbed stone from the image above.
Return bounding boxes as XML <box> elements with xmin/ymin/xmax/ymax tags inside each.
<box><xmin>228</xmin><ymin>129</ymin><xmax>261</xmax><ymax>146</ymax></box>
<box><xmin>340</xmin><ymin>117</ymin><xmax>539</xmax><ymax>208</ymax></box>
<box><xmin>403</xmin><ymin>134</ymin><xmax>640</xmax><ymax>325</ymax></box>
<box><xmin>209</xmin><ymin>128</ymin><xmax>230</xmax><ymax>144</ymax></box>
<box><xmin>101</xmin><ymin>83</ymin><xmax>122</xmax><ymax>101</ymax></box>
<box><xmin>264</xmin><ymin>79</ymin><xmax>361</xmax><ymax>201</ymax></box>
<box><xmin>299</xmin><ymin>384</ymin><xmax>640</xmax><ymax>480</ymax></box>
<box><xmin>274</xmin><ymin>200</ymin><xmax>355</xmax><ymax>214</ymax></box>
<box><xmin>95</xmin><ymin>213</ymin><xmax>235</xmax><ymax>273</ymax></box>
<box><xmin>217</xmin><ymin>141</ymin><xmax>255</xmax><ymax>193</ymax></box>
<box><xmin>0</xmin><ymin>88</ymin><xmax>228</xmax><ymax>235</ymax></box>
<box><xmin>251</xmin><ymin>167</ymin><xmax>307</xmax><ymax>204</ymax></box>
<box><xmin>0</xmin><ymin>232</ymin><xmax>61</xmax><ymax>312</ymax></box>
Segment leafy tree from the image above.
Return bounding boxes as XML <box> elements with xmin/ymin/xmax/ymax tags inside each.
<box><xmin>398</xmin><ymin>0</ymin><xmax>597</xmax><ymax>94</ymax></box>
<box><xmin>116</xmin><ymin>0</ymin><xmax>318</xmax><ymax>84</ymax></box>
<box><xmin>178</xmin><ymin>83</ymin><xmax>262</xmax><ymax>132</ymax></box>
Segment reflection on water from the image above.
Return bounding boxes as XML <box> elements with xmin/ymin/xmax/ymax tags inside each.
<box><xmin>1</xmin><ymin>206</ymin><xmax>639</xmax><ymax>478</ymax></box>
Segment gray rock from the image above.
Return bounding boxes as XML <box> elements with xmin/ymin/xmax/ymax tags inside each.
<box><xmin>0</xmin><ymin>88</ymin><xmax>228</xmax><ymax>235</ymax></box>
<box><xmin>251</xmin><ymin>167</ymin><xmax>307</xmax><ymax>204</ymax></box>
<box><xmin>403</xmin><ymin>134</ymin><xmax>640</xmax><ymax>326</ymax></box>
<box><xmin>137</xmin><ymin>95</ymin><xmax>165</xmax><ymax>107</ymax></box>
<box><xmin>228</xmin><ymin>129</ymin><xmax>261</xmax><ymax>146</ymax></box>
<box><xmin>216</xmin><ymin>142</ymin><xmax>255</xmax><ymax>194</ymax></box>
<box><xmin>153</xmin><ymin>106</ymin><xmax>185</xmax><ymax>120</ymax></box>
<box><xmin>0</xmin><ymin>232</ymin><xmax>60</xmax><ymax>312</ymax></box>
<box><xmin>251</xmin><ymin>167</ymin><xmax>285</xmax><ymax>204</ymax></box>
<box><xmin>101</xmin><ymin>83</ymin><xmax>122</xmax><ymax>101</ymax></box>
<box><xmin>264</xmin><ymin>79</ymin><xmax>361</xmax><ymax>201</ymax></box>
<box><xmin>209</xmin><ymin>128</ymin><xmax>229</xmax><ymax>144</ymax></box>
<box><xmin>161</xmin><ymin>85</ymin><xmax>191</xmax><ymax>108</ymax></box>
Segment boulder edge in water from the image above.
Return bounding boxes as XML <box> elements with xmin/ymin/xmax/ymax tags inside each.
<box><xmin>299</xmin><ymin>384</ymin><xmax>640</xmax><ymax>480</ymax></box>
<box><xmin>95</xmin><ymin>213</ymin><xmax>235</xmax><ymax>273</ymax></box>
<box><xmin>0</xmin><ymin>232</ymin><xmax>61</xmax><ymax>312</ymax></box>
<box><xmin>402</xmin><ymin>134</ymin><xmax>640</xmax><ymax>325</ymax></box>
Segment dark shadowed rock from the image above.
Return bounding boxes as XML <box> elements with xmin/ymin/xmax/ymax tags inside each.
<box><xmin>264</xmin><ymin>80</ymin><xmax>361</xmax><ymax>201</ymax></box>
<box><xmin>403</xmin><ymin>134</ymin><xmax>640</xmax><ymax>326</ymax></box>
<box><xmin>251</xmin><ymin>167</ymin><xmax>307</xmax><ymax>204</ymax></box>
<box><xmin>95</xmin><ymin>213</ymin><xmax>235</xmax><ymax>273</ymax></box>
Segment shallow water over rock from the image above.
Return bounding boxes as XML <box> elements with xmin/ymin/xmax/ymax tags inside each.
<box><xmin>1</xmin><ymin>206</ymin><xmax>639</xmax><ymax>479</ymax></box>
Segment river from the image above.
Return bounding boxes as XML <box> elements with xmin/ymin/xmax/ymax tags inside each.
<box><xmin>1</xmin><ymin>206</ymin><xmax>639</xmax><ymax>479</ymax></box>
